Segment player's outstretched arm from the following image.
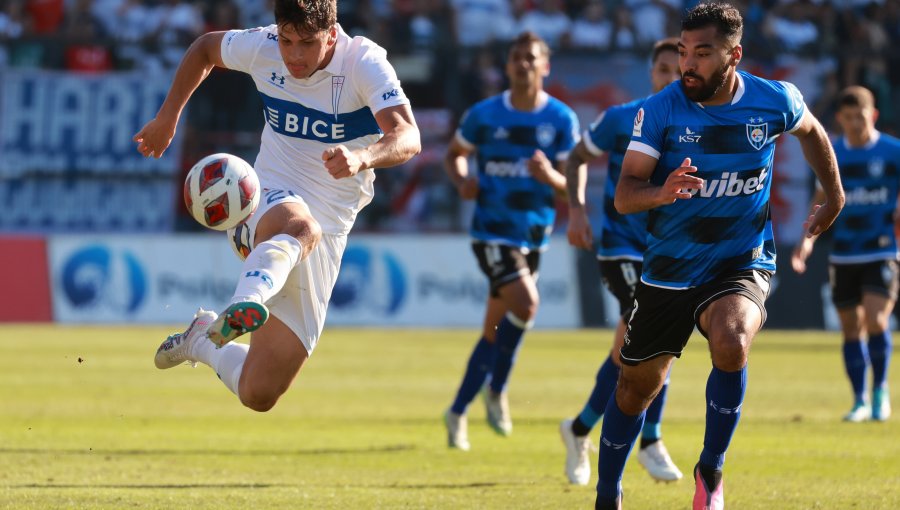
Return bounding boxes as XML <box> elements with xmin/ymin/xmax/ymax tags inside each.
<box><xmin>443</xmin><ymin>137</ymin><xmax>478</xmax><ymax>200</ymax></box>
<box><xmin>324</xmin><ymin>104</ymin><xmax>421</xmax><ymax>179</ymax></box>
<box><xmin>565</xmin><ymin>141</ymin><xmax>594</xmax><ymax>249</ymax></box>
<box><xmin>615</xmin><ymin>152</ymin><xmax>704</xmax><ymax>214</ymax></box>
<box><xmin>791</xmin><ymin>110</ymin><xmax>845</xmax><ymax>236</ymax></box>
<box><xmin>133</xmin><ymin>31</ymin><xmax>227</xmax><ymax>158</ymax></box>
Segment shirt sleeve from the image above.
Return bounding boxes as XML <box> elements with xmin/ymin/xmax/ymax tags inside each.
<box><xmin>584</xmin><ymin>110</ymin><xmax>613</xmax><ymax>156</ymax></box>
<box><xmin>779</xmin><ymin>80</ymin><xmax>808</xmax><ymax>133</ymax></box>
<box><xmin>455</xmin><ymin>107</ymin><xmax>479</xmax><ymax>150</ymax></box>
<box><xmin>220</xmin><ymin>27</ymin><xmax>267</xmax><ymax>73</ymax></box>
<box><xmin>352</xmin><ymin>44</ymin><xmax>410</xmax><ymax>115</ymax></box>
<box><xmin>555</xmin><ymin>106</ymin><xmax>580</xmax><ymax>161</ymax></box>
<box><xmin>627</xmin><ymin>93</ymin><xmax>666</xmax><ymax>160</ymax></box>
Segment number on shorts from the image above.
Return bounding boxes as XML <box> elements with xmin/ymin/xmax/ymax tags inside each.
<box><xmin>485</xmin><ymin>244</ymin><xmax>504</xmax><ymax>275</ymax></box>
<box><xmin>621</xmin><ymin>262</ymin><xmax>638</xmax><ymax>286</ymax></box>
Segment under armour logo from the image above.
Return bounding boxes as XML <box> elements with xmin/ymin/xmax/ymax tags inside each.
<box><xmin>270</xmin><ymin>72</ymin><xmax>285</xmax><ymax>86</ymax></box>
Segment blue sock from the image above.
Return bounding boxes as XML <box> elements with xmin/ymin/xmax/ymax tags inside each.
<box><xmin>577</xmin><ymin>355</ymin><xmax>619</xmax><ymax>431</ymax></box>
<box><xmin>596</xmin><ymin>397</ymin><xmax>644</xmax><ymax>500</ymax></box>
<box><xmin>868</xmin><ymin>331</ymin><xmax>892</xmax><ymax>390</ymax></box>
<box><xmin>450</xmin><ymin>337</ymin><xmax>497</xmax><ymax>415</ymax></box>
<box><xmin>488</xmin><ymin>314</ymin><xmax>527</xmax><ymax>394</ymax></box>
<box><xmin>699</xmin><ymin>365</ymin><xmax>747</xmax><ymax>470</ymax></box>
<box><xmin>643</xmin><ymin>382</ymin><xmax>669</xmax><ymax>438</ymax></box>
<box><xmin>843</xmin><ymin>340</ymin><xmax>869</xmax><ymax>403</ymax></box>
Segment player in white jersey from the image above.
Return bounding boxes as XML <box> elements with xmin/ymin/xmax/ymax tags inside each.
<box><xmin>135</xmin><ymin>0</ymin><xmax>420</xmax><ymax>412</ymax></box>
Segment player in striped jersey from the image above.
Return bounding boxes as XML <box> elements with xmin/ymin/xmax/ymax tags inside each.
<box><xmin>593</xmin><ymin>4</ymin><xmax>844</xmax><ymax>509</ymax></box>
<box><xmin>442</xmin><ymin>32</ymin><xmax>580</xmax><ymax>451</ymax></box>
<box><xmin>560</xmin><ymin>38</ymin><xmax>683</xmax><ymax>486</ymax></box>
<box><xmin>139</xmin><ymin>0</ymin><xmax>421</xmax><ymax>411</ymax></box>
<box><xmin>792</xmin><ymin>86</ymin><xmax>900</xmax><ymax>423</ymax></box>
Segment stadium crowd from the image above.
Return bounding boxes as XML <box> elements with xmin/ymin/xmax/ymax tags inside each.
<box><xmin>1</xmin><ymin>0</ymin><xmax>899</xmax><ymax>231</ymax></box>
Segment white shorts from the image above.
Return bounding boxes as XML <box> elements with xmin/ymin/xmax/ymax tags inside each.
<box><xmin>229</xmin><ymin>188</ymin><xmax>346</xmax><ymax>355</ymax></box>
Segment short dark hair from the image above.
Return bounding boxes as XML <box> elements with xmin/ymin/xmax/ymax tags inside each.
<box><xmin>274</xmin><ymin>0</ymin><xmax>336</xmax><ymax>34</ymax></box>
<box><xmin>510</xmin><ymin>31</ymin><xmax>551</xmax><ymax>59</ymax></box>
<box><xmin>651</xmin><ymin>37</ymin><xmax>679</xmax><ymax>63</ymax></box>
<box><xmin>836</xmin><ymin>86</ymin><xmax>875</xmax><ymax>110</ymax></box>
<box><xmin>682</xmin><ymin>3</ymin><xmax>743</xmax><ymax>46</ymax></box>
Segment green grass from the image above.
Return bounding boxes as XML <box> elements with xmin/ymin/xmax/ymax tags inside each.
<box><xmin>0</xmin><ymin>326</ymin><xmax>898</xmax><ymax>509</ymax></box>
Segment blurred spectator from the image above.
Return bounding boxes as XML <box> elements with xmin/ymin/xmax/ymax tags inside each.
<box><xmin>450</xmin><ymin>0</ymin><xmax>514</xmax><ymax>48</ymax></box>
<box><xmin>63</xmin><ymin>0</ymin><xmax>112</xmax><ymax>72</ymax></box>
<box><xmin>516</xmin><ymin>0</ymin><xmax>571</xmax><ymax>49</ymax></box>
<box><xmin>611</xmin><ymin>4</ymin><xmax>637</xmax><ymax>50</ymax></box>
<box><xmin>205</xmin><ymin>0</ymin><xmax>241</xmax><ymax>31</ymax></box>
<box><xmin>155</xmin><ymin>0</ymin><xmax>204</xmax><ymax>67</ymax></box>
<box><xmin>25</xmin><ymin>0</ymin><xmax>63</xmax><ymax>34</ymax></box>
<box><xmin>623</xmin><ymin>0</ymin><xmax>679</xmax><ymax>48</ymax></box>
<box><xmin>764</xmin><ymin>0</ymin><xmax>819</xmax><ymax>53</ymax></box>
<box><xmin>570</xmin><ymin>0</ymin><xmax>613</xmax><ymax>50</ymax></box>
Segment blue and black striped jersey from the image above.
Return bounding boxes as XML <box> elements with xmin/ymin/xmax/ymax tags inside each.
<box><xmin>456</xmin><ymin>90</ymin><xmax>579</xmax><ymax>250</ymax></box>
<box><xmin>584</xmin><ymin>98</ymin><xmax>648</xmax><ymax>261</ymax></box>
<box><xmin>829</xmin><ymin>132</ymin><xmax>900</xmax><ymax>264</ymax></box>
<box><xmin>628</xmin><ymin>71</ymin><xmax>806</xmax><ymax>288</ymax></box>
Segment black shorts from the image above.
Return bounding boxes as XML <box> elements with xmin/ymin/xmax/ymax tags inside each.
<box><xmin>829</xmin><ymin>259</ymin><xmax>900</xmax><ymax>309</ymax></box>
<box><xmin>598</xmin><ymin>258</ymin><xmax>642</xmax><ymax>318</ymax></box>
<box><xmin>619</xmin><ymin>269</ymin><xmax>772</xmax><ymax>366</ymax></box>
<box><xmin>472</xmin><ymin>241</ymin><xmax>540</xmax><ymax>298</ymax></box>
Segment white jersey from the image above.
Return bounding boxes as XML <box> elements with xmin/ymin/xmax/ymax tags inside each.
<box><xmin>220</xmin><ymin>24</ymin><xmax>409</xmax><ymax>234</ymax></box>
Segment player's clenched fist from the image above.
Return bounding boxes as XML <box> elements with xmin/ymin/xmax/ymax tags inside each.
<box><xmin>323</xmin><ymin>145</ymin><xmax>365</xmax><ymax>179</ymax></box>
<box><xmin>133</xmin><ymin>116</ymin><xmax>177</xmax><ymax>159</ymax></box>
<box><xmin>659</xmin><ymin>157</ymin><xmax>704</xmax><ymax>205</ymax></box>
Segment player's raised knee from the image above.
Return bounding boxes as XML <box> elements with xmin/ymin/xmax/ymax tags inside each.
<box><xmin>239</xmin><ymin>390</ymin><xmax>282</xmax><ymax>412</ymax></box>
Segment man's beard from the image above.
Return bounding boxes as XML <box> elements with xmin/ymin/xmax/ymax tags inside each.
<box><xmin>680</xmin><ymin>62</ymin><xmax>729</xmax><ymax>102</ymax></box>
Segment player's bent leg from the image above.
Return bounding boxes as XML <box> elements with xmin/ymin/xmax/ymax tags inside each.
<box><xmin>237</xmin><ymin>314</ymin><xmax>309</xmax><ymax>412</ymax></box>
<box><xmin>596</xmin><ymin>357</ymin><xmax>671</xmax><ymax>507</ymax></box>
<box><xmin>837</xmin><ymin>306</ymin><xmax>870</xmax><ymax>421</ymax></box>
<box><xmin>863</xmin><ymin>293</ymin><xmax>894</xmax><ymax>421</ymax></box>
<box><xmin>484</xmin><ymin>277</ymin><xmax>538</xmax><ymax>436</ymax></box>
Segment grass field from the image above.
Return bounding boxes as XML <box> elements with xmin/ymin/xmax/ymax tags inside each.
<box><xmin>1</xmin><ymin>326</ymin><xmax>898</xmax><ymax>509</ymax></box>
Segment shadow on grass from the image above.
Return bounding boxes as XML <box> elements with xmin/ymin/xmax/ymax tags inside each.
<box><xmin>12</xmin><ymin>483</ymin><xmax>278</xmax><ymax>490</ymax></box>
<box><xmin>0</xmin><ymin>444</ymin><xmax>414</xmax><ymax>456</ymax></box>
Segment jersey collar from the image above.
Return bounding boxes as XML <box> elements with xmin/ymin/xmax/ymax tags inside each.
<box><xmin>502</xmin><ymin>90</ymin><xmax>549</xmax><ymax>112</ymax></box>
<box><xmin>843</xmin><ymin>130</ymin><xmax>881</xmax><ymax>150</ymax></box>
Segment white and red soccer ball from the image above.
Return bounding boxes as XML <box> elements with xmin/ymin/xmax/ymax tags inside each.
<box><xmin>184</xmin><ymin>153</ymin><xmax>260</xmax><ymax>231</ymax></box>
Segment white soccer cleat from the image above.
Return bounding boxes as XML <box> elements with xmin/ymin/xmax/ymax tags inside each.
<box><xmin>154</xmin><ymin>308</ymin><xmax>218</xmax><ymax>369</ymax></box>
<box><xmin>444</xmin><ymin>410</ymin><xmax>470</xmax><ymax>451</ymax></box>
<box><xmin>208</xmin><ymin>300</ymin><xmax>269</xmax><ymax>347</ymax></box>
<box><xmin>872</xmin><ymin>388</ymin><xmax>891</xmax><ymax>421</ymax></box>
<box><xmin>638</xmin><ymin>440</ymin><xmax>683</xmax><ymax>482</ymax></box>
<box><xmin>482</xmin><ymin>386</ymin><xmax>513</xmax><ymax>436</ymax></box>
<box><xmin>559</xmin><ymin>418</ymin><xmax>593</xmax><ymax>485</ymax></box>
<box><xmin>843</xmin><ymin>402</ymin><xmax>871</xmax><ymax>422</ymax></box>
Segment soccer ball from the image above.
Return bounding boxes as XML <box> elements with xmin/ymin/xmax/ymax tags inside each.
<box><xmin>184</xmin><ymin>153</ymin><xmax>260</xmax><ymax>231</ymax></box>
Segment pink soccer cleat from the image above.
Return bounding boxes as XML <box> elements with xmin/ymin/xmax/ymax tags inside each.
<box><xmin>693</xmin><ymin>463</ymin><xmax>724</xmax><ymax>510</ymax></box>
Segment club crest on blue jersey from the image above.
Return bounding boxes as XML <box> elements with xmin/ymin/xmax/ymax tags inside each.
<box><xmin>746</xmin><ymin>117</ymin><xmax>767</xmax><ymax>150</ymax></box>
<box><xmin>536</xmin><ymin>123</ymin><xmax>556</xmax><ymax>147</ymax></box>
<box><xmin>869</xmin><ymin>158</ymin><xmax>885</xmax><ymax>178</ymax></box>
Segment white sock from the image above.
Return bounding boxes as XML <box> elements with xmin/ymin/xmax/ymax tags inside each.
<box><xmin>191</xmin><ymin>337</ymin><xmax>249</xmax><ymax>397</ymax></box>
<box><xmin>231</xmin><ymin>234</ymin><xmax>302</xmax><ymax>305</ymax></box>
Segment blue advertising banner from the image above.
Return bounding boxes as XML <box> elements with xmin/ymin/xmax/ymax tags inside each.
<box><xmin>0</xmin><ymin>70</ymin><xmax>184</xmax><ymax>232</ymax></box>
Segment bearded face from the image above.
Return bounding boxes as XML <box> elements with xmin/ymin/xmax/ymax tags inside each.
<box><xmin>680</xmin><ymin>59</ymin><xmax>730</xmax><ymax>103</ymax></box>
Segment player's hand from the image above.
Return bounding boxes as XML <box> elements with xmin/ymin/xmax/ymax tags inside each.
<box><xmin>526</xmin><ymin>150</ymin><xmax>554</xmax><ymax>184</ymax></box>
<box><xmin>805</xmin><ymin>200</ymin><xmax>841</xmax><ymax>237</ymax></box>
<box><xmin>567</xmin><ymin>206</ymin><xmax>593</xmax><ymax>250</ymax></box>
<box><xmin>133</xmin><ymin>116</ymin><xmax>177</xmax><ymax>159</ymax></box>
<box><xmin>456</xmin><ymin>176</ymin><xmax>479</xmax><ymax>200</ymax></box>
<box><xmin>323</xmin><ymin>145</ymin><xmax>365</xmax><ymax>179</ymax></box>
<box><xmin>791</xmin><ymin>236</ymin><xmax>815</xmax><ymax>274</ymax></box>
<box><xmin>658</xmin><ymin>158</ymin><xmax>704</xmax><ymax>205</ymax></box>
